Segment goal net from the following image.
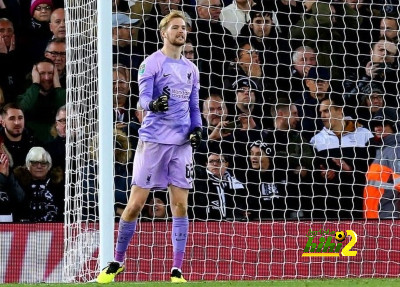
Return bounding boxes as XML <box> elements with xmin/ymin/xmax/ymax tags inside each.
<box><xmin>64</xmin><ymin>0</ymin><xmax>400</xmax><ymax>282</ymax></box>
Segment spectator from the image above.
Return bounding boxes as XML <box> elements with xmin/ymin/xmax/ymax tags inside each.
<box><xmin>192</xmin><ymin>0</ymin><xmax>236</xmax><ymax>90</ymax></box>
<box><xmin>290</xmin><ymin>0</ymin><xmax>358</xmax><ymax>79</ymax></box>
<box><xmin>367</xmin><ymin>107</ymin><xmax>398</xmax><ymax>163</ymax></box>
<box><xmin>245</xmin><ymin>140</ymin><xmax>286</xmax><ymax>220</ymax></box>
<box><xmin>44</xmin><ymin>38</ymin><xmax>66</xmax><ymax>88</ymax></box>
<box><xmin>339</xmin><ymin>0</ymin><xmax>374</xmax><ymax>68</ymax></box>
<box><xmin>220</xmin><ymin>0</ymin><xmax>256</xmax><ymax>37</ymax></box>
<box><xmin>344</xmin><ymin>38</ymin><xmax>399</xmax><ymax>108</ymax></box>
<box><xmin>238</xmin><ymin>4</ymin><xmax>291</xmax><ymax>89</ymax></box>
<box><xmin>0</xmin><ymin>18</ymin><xmax>23</xmax><ymax>101</ymax></box>
<box><xmin>287</xmin><ymin>46</ymin><xmax>317</xmax><ymax>102</ymax></box>
<box><xmin>266</xmin><ymin>0</ymin><xmax>303</xmax><ymax>40</ymax></box>
<box><xmin>113</xmin><ymin>66</ymin><xmax>133</xmax><ymax>131</ymax></box>
<box><xmin>364</xmin><ymin>107</ymin><xmax>400</xmax><ymax>219</ymax></box>
<box><xmin>310</xmin><ymin>96</ymin><xmax>372</xmax><ymax>220</ymax></box>
<box><xmin>196</xmin><ymin>93</ymin><xmax>235</xmax><ymax>168</ymax></box>
<box><xmin>44</xmin><ymin>104</ymin><xmax>65</xmax><ymax>171</ymax></box>
<box><xmin>18</xmin><ymin>58</ymin><xmax>66</xmax><ymax>143</ymax></box>
<box><xmin>14</xmin><ymin>146</ymin><xmax>64</xmax><ymax>222</ymax></box>
<box><xmin>379</xmin><ymin>14</ymin><xmax>399</xmax><ymax>43</ymax></box>
<box><xmin>191</xmin><ymin>152</ymin><xmax>247</xmax><ymax>221</ymax></box>
<box><xmin>295</xmin><ymin>66</ymin><xmax>330</xmax><ymax>141</ymax></box>
<box><xmin>112</xmin><ymin>12</ymin><xmax>143</xmax><ymax>98</ymax></box>
<box><xmin>227</xmin><ymin>77</ymin><xmax>268</xmax><ymax>181</ymax></box>
<box><xmin>266</xmin><ymin>98</ymin><xmax>315</xmax><ymax>219</ymax></box>
<box><xmin>0</xmin><ymin>144</ymin><xmax>24</xmax><ymax>222</ymax></box>
<box><xmin>0</xmin><ymin>103</ymin><xmax>37</xmax><ymax>169</ymax></box>
<box><xmin>355</xmin><ymin>83</ymin><xmax>385</xmax><ymax>128</ymax></box>
<box><xmin>24</xmin><ymin>0</ymin><xmax>53</xmax><ymax>72</ymax></box>
<box><xmin>143</xmin><ymin>191</ymin><xmax>169</xmax><ymax>221</ymax></box>
<box><xmin>224</xmin><ymin>40</ymin><xmax>263</xmax><ymax>88</ymax></box>
<box><xmin>49</xmin><ymin>8</ymin><xmax>65</xmax><ymax>39</ymax></box>
<box><xmin>200</xmin><ymin>93</ymin><xmax>233</xmax><ymax>142</ymax></box>
<box><xmin>183</xmin><ymin>38</ymin><xmax>195</xmax><ymax>63</ymax></box>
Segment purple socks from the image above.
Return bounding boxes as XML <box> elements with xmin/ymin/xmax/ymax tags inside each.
<box><xmin>114</xmin><ymin>219</ymin><xmax>137</xmax><ymax>263</ymax></box>
<box><xmin>114</xmin><ymin>216</ymin><xmax>188</xmax><ymax>268</ymax></box>
<box><xmin>171</xmin><ymin>216</ymin><xmax>189</xmax><ymax>269</ymax></box>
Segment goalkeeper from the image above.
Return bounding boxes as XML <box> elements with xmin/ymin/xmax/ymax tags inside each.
<box><xmin>97</xmin><ymin>10</ymin><xmax>202</xmax><ymax>284</ymax></box>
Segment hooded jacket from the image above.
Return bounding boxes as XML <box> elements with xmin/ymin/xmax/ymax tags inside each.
<box><xmin>364</xmin><ymin>134</ymin><xmax>400</xmax><ymax>219</ymax></box>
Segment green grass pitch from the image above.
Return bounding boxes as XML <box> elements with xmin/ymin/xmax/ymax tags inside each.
<box><xmin>2</xmin><ymin>278</ymin><xmax>400</xmax><ymax>287</ymax></box>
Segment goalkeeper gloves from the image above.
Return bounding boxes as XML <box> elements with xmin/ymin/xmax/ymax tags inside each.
<box><xmin>149</xmin><ymin>86</ymin><xmax>170</xmax><ymax>112</ymax></box>
<box><xmin>189</xmin><ymin>127</ymin><xmax>202</xmax><ymax>149</ymax></box>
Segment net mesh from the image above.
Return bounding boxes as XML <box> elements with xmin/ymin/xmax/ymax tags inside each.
<box><xmin>64</xmin><ymin>0</ymin><xmax>400</xmax><ymax>282</ymax></box>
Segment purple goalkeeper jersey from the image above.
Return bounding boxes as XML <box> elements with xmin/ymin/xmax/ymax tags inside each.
<box><xmin>138</xmin><ymin>50</ymin><xmax>201</xmax><ymax>145</ymax></box>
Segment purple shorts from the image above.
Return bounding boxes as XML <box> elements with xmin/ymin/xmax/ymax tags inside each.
<box><xmin>131</xmin><ymin>140</ymin><xmax>193</xmax><ymax>189</ymax></box>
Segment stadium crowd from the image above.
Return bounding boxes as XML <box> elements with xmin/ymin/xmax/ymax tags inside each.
<box><xmin>1</xmin><ymin>0</ymin><xmax>400</xmax><ymax>222</ymax></box>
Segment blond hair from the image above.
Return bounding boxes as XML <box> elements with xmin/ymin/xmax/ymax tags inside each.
<box><xmin>159</xmin><ymin>10</ymin><xmax>186</xmax><ymax>31</ymax></box>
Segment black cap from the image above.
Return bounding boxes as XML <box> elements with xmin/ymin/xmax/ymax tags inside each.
<box><xmin>249</xmin><ymin>140</ymin><xmax>274</xmax><ymax>156</ymax></box>
<box><xmin>232</xmin><ymin>77</ymin><xmax>259</xmax><ymax>91</ymax></box>
<box><xmin>307</xmin><ymin>67</ymin><xmax>331</xmax><ymax>81</ymax></box>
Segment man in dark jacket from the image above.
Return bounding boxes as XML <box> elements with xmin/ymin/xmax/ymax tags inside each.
<box><xmin>191</xmin><ymin>152</ymin><xmax>247</xmax><ymax>221</ymax></box>
<box><xmin>0</xmin><ymin>103</ymin><xmax>37</xmax><ymax>169</ymax></box>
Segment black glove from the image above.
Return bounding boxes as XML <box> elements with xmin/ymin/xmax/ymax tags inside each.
<box><xmin>189</xmin><ymin>127</ymin><xmax>202</xmax><ymax>149</ymax></box>
<box><xmin>149</xmin><ymin>86</ymin><xmax>170</xmax><ymax>112</ymax></box>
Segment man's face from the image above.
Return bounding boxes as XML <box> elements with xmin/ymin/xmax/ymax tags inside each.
<box><xmin>50</xmin><ymin>8</ymin><xmax>66</xmax><ymax>38</ymax></box>
<box><xmin>162</xmin><ymin>17</ymin><xmax>186</xmax><ymax>47</ymax></box>
<box><xmin>147</xmin><ymin>197</ymin><xmax>167</xmax><ymax>218</ymax></box>
<box><xmin>158</xmin><ymin>0</ymin><xmax>181</xmax><ymax>16</ymax></box>
<box><xmin>251</xmin><ymin>14</ymin><xmax>272</xmax><ymax>38</ymax></box>
<box><xmin>37</xmin><ymin>62</ymin><xmax>54</xmax><ymax>91</ymax></box>
<box><xmin>203</xmin><ymin>97</ymin><xmax>227</xmax><ymax>127</ymax></box>
<box><xmin>0</xmin><ymin>21</ymin><xmax>14</xmax><ymax>47</ymax></box>
<box><xmin>183</xmin><ymin>43</ymin><xmax>194</xmax><ymax>60</ymax></box>
<box><xmin>197</xmin><ymin>0</ymin><xmax>222</xmax><ymax>22</ymax></box>
<box><xmin>366</xmin><ymin>93</ymin><xmax>384</xmax><ymax>114</ymax></box>
<box><xmin>319</xmin><ymin>99</ymin><xmax>343</xmax><ymax>130</ymax></box>
<box><xmin>2</xmin><ymin>108</ymin><xmax>24</xmax><ymax>138</ymax></box>
<box><xmin>45</xmin><ymin>43</ymin><xmax>66</xmax><ymax>74</ymax></box>
<box><xmin>294</xmin><ymin>50</ymin><xmax>317</xmax><ymax>77</ymax></box>
<box><xmin>55</xmin><ymin>109</ymin><xmax>66</xmax><ymax>138</ymax></box>
<box><xmin>207</xmin><ymin>153</ymin><xmax>228</xmax><ymax>178</ymax></box>
<box><xmin>236</xmin><ymin>86</ymin><xmax>255</xmax><ymax>113</ymax></box>
<box><xmin>237</xmin><ymin>43</ymin><xmax>260</xmax><ymax>75</ymax></box>
<box><xmin>250</xmin><ymin>146</ymin><xmax>269</xmax><ymax>170</ymax></box>
<box><xmin>380</xmin><ymin>18</ymin><xmax>398</xmax><ymax>41</ymax></box>
<box><xmin>281</xmin><ymin>104</ymin><xmax>299</xmax><ymax>130</ymax></box>
<box><xmin>374</xmin><ymin>123</ymin><xmax>393</xmax><ymax>139</ymax></box>
<box><xmin>305</xmin><ymin>79</ymin><xmax>330</xmax><ymax>99</ymax></box>
<box><xmin>113</xmin><ymin>71</ymin><xmax>129</xmax><ymax>108</ymax></box>
<box><xmin>33</xmin><ymin>4</ymin><xmax>52</xmax><ymax>22</ymax></box>
<box><xmin>113</xmin><ymin>25</ymin><xmax>136</xmax><ymax>48</ymax></box>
